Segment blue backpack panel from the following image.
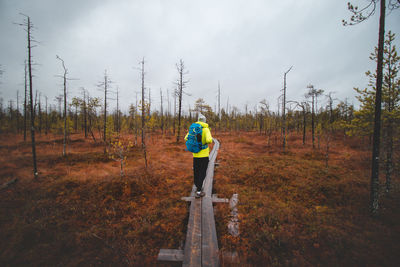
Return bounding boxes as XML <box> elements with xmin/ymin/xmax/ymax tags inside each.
<box><xmin>186</xmin><ymin>123</ymin><xmax>208</xmax><ymax>153</ymax></box>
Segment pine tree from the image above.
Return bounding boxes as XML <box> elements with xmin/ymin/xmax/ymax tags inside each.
<box><xmin>351</xmin><ymin>31</ymin><xmax>400</xmax><ymax>193</ymax></box>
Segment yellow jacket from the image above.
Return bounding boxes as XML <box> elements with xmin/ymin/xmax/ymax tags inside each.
<box><xmin>184</xmin><ymin>121</ymin><xmax>213</xmax><ymax>158</ymax></box>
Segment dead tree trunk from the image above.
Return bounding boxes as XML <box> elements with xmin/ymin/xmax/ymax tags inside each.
<box><xmin>282</xmin><ymin>66</ymin><xmax>292</xmax><ymax>151</ymax></box>
<box><xmin>160</xmin><ymin>88</ymin><xmax>164</xmax><ymax>135</ymax></box>
<box><xmin>306</xmin><ymin>85</ymin><xmax>317</xmax><ymax>149</ymax></box>
<box><xmin>140</xmin><ymin>58</ymin><xmax>148</xmax><ymax>168</ymax></box>
<box><xmin>135</xmin><ymin>92</ymin><xmax>138</xmax><ymax>145</ymax></box>
<box><xmin>17</xmin><ymin>91</ymin><xmax>20</xmax><ymax>134</ymax></box>
<box><xmin>82</xmin><ymin>88</ymin><xmax>87</xmax><ymax>138</ymax></box>
<box><xmin>116</xmin><ymin>87</ymin><xmax>120</xmax><ymax>134</ymax></box>
<box><xmin>24</xmin><ymin>60</ymin><xmax>27</xmax><ymax>141</ymax></box>
<box><xmin>56</xmin><ymin>55</ymin><xmax>68</xmax><ymax>157</ymax></box>
<box><xmin>98</xmin><ymin>70</ymin><xmax>111</xmax><ymax>153</ymax></box>
<box><xmin>27</xmin><ymin>16</ymin><xmax>38</xmax><ymax>178</ymax></box>
<box><xmin>176</xmin><ymin>59</ymin><xmax>188</xmax><ymax>143</ymax></box>
<box><xmin>104</xmin><ymin>71</ymin><xmax>107</xmax><ymax>147</ymax></box>
<box><xmin>38</xmin><ymin>93</ymin><xmax>42</xmax><ymax>134</ymax></box>
<box><xmin>173</xmin><ymin>90</ymin><xmax>176</xmax><ymax>135</ymax></box>
<box><xmin>302</xmin><ymin>108</ymin><xmax>306</xmax><ymax>145</ymax></box>
<box><xmin>45</xmin><ymin>96</ymin><xmax>48</xmax><ymax>135</ymax></box>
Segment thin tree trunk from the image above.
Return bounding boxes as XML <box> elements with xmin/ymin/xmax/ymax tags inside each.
<box><xmin>160</xmin><ymin>88</ymin><xmax>164</xmax><ymax>135</ymax></box>
<box><xmin>173</xmin><ymin>91</ymin><xmax>176</xmax><ymax>135</ymax></box>
<box><xmin>24</xmin><ymin>60</ymin><xmax>27</xmax><ymax>141</ymax></box>
<box><xmin>282</xmin><ymin>66</ymin><xmax>292</xmax><ymax>151</ymax></box>
<box><xmin>45</xmin><ymin>96</ymin><xmax>48</xmax><ymax>135</ymax></box>
<box><xmin>38</xmin><ymin>93</ymin><xmax>42</xmax><ymax>134</ymax></box>
<box><xmin>140</xmin><ymin>59</ymin><xmax>148</xmax><ymax>168</ymax></box>
<box><xmin>116</xmin><ymin>87</ymin><xmax>120</xmax><ymax>134</ymax></box>
<box><xmin>84</xmin><ymin>90</ymin><xmax>87</xmax><ymax>138</ymax></box>
<box><xmin>63</xmin><ymin>72</ymin><xmax>67</xmax><ymax>156</ymax></box>
<box><xmin>103</xmin><ymin>70</ymin><xmax>108</xmax><ymax>154</ymax></box>
<box><xmin>370</xmin><ymin>0</ymin><xmax>386</xmax><ymax>215</ymax></box>
<box><xmin>27</xmin><ymin>17</ymin><xmax>38</xmax><ymax>178</ymax></box>
<box><xmin>311</xmin><ymin>95</ymin><xmax>315</xmax><ymax>149</ymax></box>
<box><xmin>303</xmin><ymin>109</ymin><xmax>306</xmax><ymax>145</ymax></box>
<box><xmin>17</xmin><ymin>91</ymin><xmax>20</xmax><ymax>134</ymax></box>
<box><xmin>176</xmin><ymin>64</ymin><xmax>183</xmax><ymax>143</ymax></box>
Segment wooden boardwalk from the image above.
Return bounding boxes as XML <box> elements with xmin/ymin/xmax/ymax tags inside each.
<box><xmin>158</xmin><ymin>139</ymin><xmax>225</xmax><ymax>267</ymax></box>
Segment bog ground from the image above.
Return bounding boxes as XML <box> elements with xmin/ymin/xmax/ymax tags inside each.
<box><xmin>0</xmin><ymin>131</ymin><xmax>399</xmax><ymax>266</ymax></box>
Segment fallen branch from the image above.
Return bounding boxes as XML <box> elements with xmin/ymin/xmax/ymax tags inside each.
<box><xmin>1</xmin><ymin>178</ymin><xmax>18</xmax><ymax>190</ymax></box>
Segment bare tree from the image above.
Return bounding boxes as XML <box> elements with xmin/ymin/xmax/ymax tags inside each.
<box><xmin>289</xmin><ymin>100</ymin><xmax>309</xmax><ymax>146</ymax></box>
<box><xmin>38</xmin><ymin>92</ymin><xmax>42</xmax><ymax>134</ymax></box>
<box><xmin>97</xmin><ymin>70</ymin><xmax>112</xmax><ymax>153</ymax></box>
<box><xmin>23</xmin><ymin>60</ymin><xmax>27</xmax><ymax>141</ymax></box>
<box><xmin>139</xmin><ymin>58</ymin><xmax>148</xmax><ymax>168</ymax></box>
<box><xmin>8</xmin><ymin>100</ymin><xmax>14</xmax><ymax>133</ymax></box>
<box><xmin>80</xmin><ymin>88</ymin><xmax>88</xmax><ymax>138</ymax></box>
<box><xmin>175</xmin><ymin>59</ymin><xmax>189</xmax><ymax>143</ymax></box>
<box><xmin>325</xmin><ymin>93</ymin><xmax>335</xmax><ymax>168</ymax></box>
<box><xmin>282</xmin><ymin>66</ymin><xmax>293</xmax><ymax>151</ymax></box>
<box><xmin>148</xmin><ymin>87</ymin><xmax>151</xmax><ymax>117</ymax></box>
<box><xmin>160</xmin><ymin>88</ymin><xmax>164</xmax><ymax>134</ymax></box>
<box><xmin>16</xmin><ymin>91</ymin><xmax>20</xmax><ymax>134</ymax></box>
<box><xmin>218</xmin><ymin>82</ymin><xmax>221</xmax><ymax>132</ymax></box>
<box><xmin>306</xmin><ymin>84</ymin><xmax>323</xmax><ymax>149</ymax></box>
<box><xmin>343</xmin><ymin>0</ymin><xmax>400</xmax><ymax>215</ymax></box>
<box><xmin>16</xmin><ymin>15</ymin><xmax>38</xmax><ymax>178</ymax></box>
<box><xmin>116</xmin><ymin>87</ymin><xmax>120</xmax><ymax>134</ymax></box>
<box><xmin>218</xmin><ymin>82</ymin><xmax>221</xmax><ymax>119</ymax></box>
<box><xmin>45</xmin><ymin>95</ymin><xmax>48</xmax><ymax>135</ymax></box>
<box><xmin>71</xmin><ymin>97</ymin><xmax>80</xmax><ymax>132</ymax></box>
<box><xmin>56</xmin><ymin>55</ymin><xmax>69</xmax><ymax>157</ymax></box>
<box><xmin>173</xmin><ymin>88</ymin><xmax>176</xmax><ymax>135</ymax></box>
<box><xmin>135</xmin><ymin>92</ymin><xmax>139</xmax><ymax>144</ymax></box>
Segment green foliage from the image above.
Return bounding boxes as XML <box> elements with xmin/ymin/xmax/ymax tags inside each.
<box><xmin>106</xmin><ymin>135</ymin><xmax>134</xmax><ymax>177</ymax></box>
<box><xmin>349</xmin><ymin>31</ymin><xmax>400</xmax><ymax>137</ymax></box>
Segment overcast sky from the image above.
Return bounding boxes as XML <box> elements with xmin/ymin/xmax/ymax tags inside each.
<box><xmin>0</xmin><ymin>0</ymin><xmax>399</xmax><ymax>115</ymax></box>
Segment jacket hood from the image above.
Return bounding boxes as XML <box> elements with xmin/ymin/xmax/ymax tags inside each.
<box><xmin>196</xmin><ymin>121</ymin><xmax>209</xmax><ymax>128</ymax></box>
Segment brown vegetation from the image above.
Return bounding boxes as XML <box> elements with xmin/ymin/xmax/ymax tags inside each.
<box><xmin>0</xmin><ymin>131</ymin><xmax>399</xmax><ymax>266</ymax></box>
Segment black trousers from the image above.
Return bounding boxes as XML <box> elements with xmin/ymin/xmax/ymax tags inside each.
<box><xmin>193</xmin><ymin>157</ymin><xmax>209</xmax><ymax>192</ymax></box>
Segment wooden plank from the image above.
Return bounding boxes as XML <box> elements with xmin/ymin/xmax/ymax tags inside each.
<box><xmin>200</xmin><ymin>139</ymin><xmax>220</xmax><ymax>266</ymax></box>
<box><xmin>203</xmin><ymin>140</ymin><xmax>219</xmax><ymax>197</ymax></box>
<box><xmin>181</xmin><ymin>196</ymin><xmax>195</xmax><ymax>202</ymax></box>
<box><xmin>202</xmin><ymin>196</ymin><xmax>219</xmax><ymax>267</ymax></box>
<box><xmin>182</xmin><ymin>198</ymin><xmax>202</xmax><ymax>267</ymax></box>
<box><xmin>212</xmin><ymin>197</ymin><xmax>229</xmax><ymax>203</ymax></box>
<box><xmin>212</xmin><ymin>194</ymin><xmax>229</xmax><ymax>203</ymax></box>
<box><xmin>158</xmin><ymin>138</ymin><xmax>221</xmax><ymax>266</ymax></box>
<box><xmin>157</xmin><ymin>249</ymin><xmax>184</xmax><ymax>262</ymax></box>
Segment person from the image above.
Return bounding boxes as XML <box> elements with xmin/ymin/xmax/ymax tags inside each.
<box><xmin>184</xmin><ymin>114</ymin><xmax>213</xmax><ymax>198</ymax></box>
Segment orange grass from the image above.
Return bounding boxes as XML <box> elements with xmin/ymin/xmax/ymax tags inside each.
<box><xmin>0</xmin><ymin>131</ymin><xmax>399</xmax><ymax>266</ymax></box>
<box><xmin>214</xmin><ymin>131</ymin><xmax>400</xmax><ymax>266</ymax></box>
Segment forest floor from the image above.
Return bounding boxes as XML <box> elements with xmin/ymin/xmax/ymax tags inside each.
<box><xmin>0</xmin><ymin>131</ymin><xmax>399</xmax><ymax>266</ymax></box>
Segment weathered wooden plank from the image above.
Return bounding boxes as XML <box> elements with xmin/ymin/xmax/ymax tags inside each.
<box><xmin>157</xmin><ymin>249</ymin><xmax>184</xmax><ymax>262</ymax></box>
<box><xmin>212</xmin><ymin>194</ymin><xmax>229</xmax><ymax>203</ymax></box>
<box><xmin>212</xmin><ymin>197</ymin><xmax>229</xmax><ymax>203</ymax></box>
<box><xmin>158</xmin><ymin>138</ymin><xmax>221</xmax><ymax>266</ymax></box>
<box><xmin>181</xmin><ymin>196</ymin><xmax>195</xmax><ymax>202</ymax></box>
<box><xmin>203</xmin><ymin>140</ymin><xmax>219</xmax><ymax>197</ymax></box>
<box><xmin>202</xmin><ymin>196</ymin><xmax>219</xmax><ymax>267</ymax></box>
<box><xmin>182</xmin><ymin>198</ymin><xmax>202</xmax><ymax>267</ymax></box>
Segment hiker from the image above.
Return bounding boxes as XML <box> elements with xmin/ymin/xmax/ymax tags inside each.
<box><xmin>185</xmin><ymin>114</ymin><xmax>213</xmax><ymax>198</ymax></box>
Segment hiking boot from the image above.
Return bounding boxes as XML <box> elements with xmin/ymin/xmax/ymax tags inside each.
<box><xmin>195</xmin><ymin>191</ymin><xmax>205</xmax><ymax>198</ymax></box>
